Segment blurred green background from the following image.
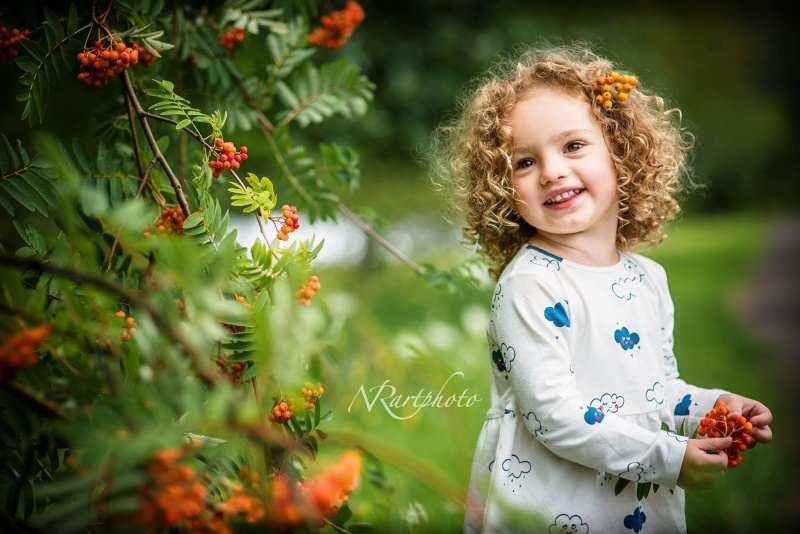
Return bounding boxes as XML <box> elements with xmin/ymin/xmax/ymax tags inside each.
<box><xmin>1</xmin><ymin>0</ymin><xmax>797</xmax><ymax>531</ymax></box>
<box><xmin>307</xmin><ymin>1</ymin><xmax>798</xmax><ymax>531</ymax></box>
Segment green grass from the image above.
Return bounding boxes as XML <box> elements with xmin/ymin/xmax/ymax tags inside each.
<box><xmin>312</xmin><ymin>212</ymin><xmax>789</xmax><ymax>532</ymax></box>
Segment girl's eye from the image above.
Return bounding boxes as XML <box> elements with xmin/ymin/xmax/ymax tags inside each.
<box><xmin>566</xmin><ymin>142</ymin><xmax>584</xmax><ymax>152</ymax></box>
<box><xmin>515</xmin><ymin>158</ymin><xmax>535</xmax><ymax>170</ymax></box>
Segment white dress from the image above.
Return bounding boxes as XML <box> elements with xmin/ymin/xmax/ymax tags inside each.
<box><xmin>464</xmin><ymin>245</ymin><xmax>726</xmax><ymax>534</ymax></box>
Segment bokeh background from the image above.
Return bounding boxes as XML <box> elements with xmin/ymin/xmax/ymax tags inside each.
<box><xmin>1</xmin><ymin>0</ymin><xmax>797</xmax><ymax>531</ymax></box>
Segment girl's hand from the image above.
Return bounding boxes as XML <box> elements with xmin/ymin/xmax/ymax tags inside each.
<box><xmin>716</xmin><ymin>393</ymin><xmax>773</xmax><ymax>446</ymax></box>
<box><xmin>677</xmin><ymin>437</ymin><xmax>732</xmax><ymax>491</ymax></box>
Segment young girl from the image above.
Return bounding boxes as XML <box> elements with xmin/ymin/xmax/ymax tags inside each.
<box><xmin>432</xmin><ymin>43</ymin><xmax>773</xmax><ymax>532</ymax></box>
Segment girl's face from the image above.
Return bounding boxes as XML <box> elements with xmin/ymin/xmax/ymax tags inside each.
<box><xmin>509</xmin><ymin>88</ymin><xmax>619</xmax><ymax>247</ymax></box>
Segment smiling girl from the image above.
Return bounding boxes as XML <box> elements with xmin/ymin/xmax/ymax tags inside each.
<box><xmin>431</xmin><ymin>43</ymin><xmax>773</xmax><ymax>533</ymax></box>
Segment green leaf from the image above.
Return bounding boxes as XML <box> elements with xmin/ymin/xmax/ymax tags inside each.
<box><xmin>15</xmin><ymin>56</ymin><xmax>39</xmax><ymax>73</ymax></box>
<box><xmin>67</xmin><ymin>3</ymin><xmax>78</xmax><ymax>34</ymax></box>
<box><xmin>186</xmin><ymin>433</ymin><xmax>227</xmax><ymax>448</ymax></box>
<box><xmin>71</xmin><ymin>138</ymin><xmax>92</xmax><ymax>173</ymax></box>
<box><xmin>44</xmin><ymin>8</ymin><xmax>65</xmax><ymax>41</ymax></box>
<box><xmin>20</xmin><ymin>171</ymin><xmax>58</xmax><ymax>207</ymax></box>
<box><xmin>275</xmin><ymin>80</ymin><xmax>300</xmax><ymax>109</ymax></box>
<box><xmin>175</xmin><ymin>118</ymin><xmax>192</xmax><ymax>130</ymax></box>
<box><xmin>614</xmin><ymin>477</ymin><xmax>630</xmax><ymax>496</ymax></box>
<box><xmin>2</xmin><ymin>134</ymin><xmax>19</xmax><ymax>170</ymax></box>
<box><xmin>183</xmin><ymin>213</ymin><xmax>203</xmax><ymax>229</ymax></box>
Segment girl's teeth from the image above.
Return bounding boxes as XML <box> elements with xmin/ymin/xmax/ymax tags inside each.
<box><xmin>547</xmin><ymin>190</ymin><xmax>578</xmax><ymax>204</ymax></box>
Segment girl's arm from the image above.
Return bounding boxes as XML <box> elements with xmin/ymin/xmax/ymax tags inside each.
<box><xmin>495</xmin><ymin>271</ymin><xmax>688</xmax><ymax>489</ymax></box>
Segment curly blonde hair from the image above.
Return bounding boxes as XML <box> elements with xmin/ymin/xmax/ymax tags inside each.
<box><xmin>430</xmin><ymin>42</ymin><xmax>695</xmax><ymax>280</ymax></box>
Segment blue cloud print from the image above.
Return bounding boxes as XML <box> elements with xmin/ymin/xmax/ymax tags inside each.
<box><xmin>614</xmin><ymin>327</ymin><xmax>640</xmax><ymax>350</ymax></box>
<box><xmin>544</xmin><ymin>302</ymin><xmax>570</xmax><ymax>328</ymax></box>
<box><xmin>501</xmin><ymin>454</ymin><xmax>531</xmax><ymax>479</ymax></box>
<box><xmin>584</xmin><ymin>406</ymin><xmax>605</xmax><ymax>425</ymax></box>
<box><xmin>491</xmin><ymin>343</ymin><xmax>515</xmax><ymax>373</ymax></box>
<box><xmin>624</xmin><ymin>506</ymin><xmax>646</xmax><ymax>533</ymax></box>
<box><xmin>548</xmin><ymin>514</ymin><xmax>589</xmax><ymax>534</ymax></box>
<box><xmin>611</xmin><ymin>276</ymin><xmax>643</xmax><ymax>300</ymax></box>
<box><xmin>530</xmin><ymin>254</ymin><xmax>561</xmax><ymax>271</ymax></box>
<box><xmin>674</xmin><ymin>394</ymin><xmax>691</xmax><ymax>415</ymax></box>
<box><xmin>522</xmin><ymin>411</ymin><xmax>543</xmax><ymax>436</ymax></box>
<box><xmin>645</xmin><ymin>382</ymin><xmax>666</xmax><ymax>405</ymax></box>
<box><xmin>619</xmin><ymin>461</ymin><xmax>645</xmax><ymax>482</ymax></box>
<box><xmin>590</xmin><ymin>393</ymin><xmax>624</xmax><ymax>415</ymax></box>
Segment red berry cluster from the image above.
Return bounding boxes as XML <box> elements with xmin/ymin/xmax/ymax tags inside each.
<box><xmin>697</xmin><ymin>400</ymin><xmax>754</xmax><ymax>468</ymax></box>
<box><xmin>144</xmin><ymin>206</ymin><xmax>186</xmax><ymax>236</ymax></box>
<box><xmin>268</xmin><ymin>400</ymin><xmax>294</xmax><ymax>424</ymax></box>
<box><xmin>308</xmin><ymin>1</ymin><xmax>365</xmax><ymax>50</ymax></box>
<box><xmin>0</xmin><ymin>27</ymin><xmax>31</xmax><ymax>65</ymax></box>
<box><xmin>300</xmin><ymin>382</ymin><xmax>324</xmax><ymax>409</ymax></box>
<box><xmin>134</xmin><ymin>43</ymin><xmax>159</xmax><ymax>68</ymax></box>
<box><xmin>216</xmin><ymin>351</ymin><xmax>247</xmax><ymax>385</ymax></box>
<box><xmin>0</xmin><ymin>324</ymin><xmax>50</xmax><ymax>383</ymax></box>
<box><xmin>219</xmin><ymin>28</ymin><xmax>246</xmax><ymax>53</ymax></box>
<box><xmin>297</xmin><ymin>276</ymin><xmax>321</xmax><ymax>306</ymax></box>
<box><xmin>208</xmin><ymin>138</ymin><xmax>247</xmax><ymax>178</ymax></box>
<box><xmin>276</xmin><ymin>205</ymin><xmax>299</xmax><ymax>241</ymax></box>
<box><xmin>115</xmin><ymin>310</ymin><xmax>137</xmax><ymax>342</ymax></box>
<box><xmin>76</xmin><ymin>41</ymin><xmax>139</xmax><ymax>87</ymax></box>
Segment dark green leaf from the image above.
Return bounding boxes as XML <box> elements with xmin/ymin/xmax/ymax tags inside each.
<box><xmin>614</xmin><ymin>477</ymin><xmax>630</xmax><ymax>496</ymax></box>
<box><xmin>44</xmin><ymin>8</ymin><xmax>65</xmax><ymax>41</ymax></box>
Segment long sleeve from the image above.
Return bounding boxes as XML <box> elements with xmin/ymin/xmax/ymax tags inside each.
<box><xmin>492</xmin><ymin>268</ymin><xmax>688</xmax><ymax>488</ymax></box>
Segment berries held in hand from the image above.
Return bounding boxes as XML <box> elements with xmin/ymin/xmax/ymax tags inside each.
<box><xmin>697</xmin><ymin>400</ymin><xmax>754</xmax><ymax>468</ymax></box>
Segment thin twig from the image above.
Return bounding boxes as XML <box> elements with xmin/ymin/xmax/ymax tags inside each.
<box><xmin>123</xmin><ymin>86</ymin><xmax>145</xmax><ymax>178</ymax></box>
<box><xmin>121</xmin><ymin>70</ymin><xmax>191</xmax><ymax>218</ymax></box>
<box><xmin>106</xmin><ymin>155</ymin><xmax>157</xmax><ymax>272</ymax></box>
<box><xmin>138</xmin><ymin>111</ymin><xmax>212</xmax><ymax>149</ymax></box>
<box><xmin>1</xmin><ymin>382</ymin><xmax>67</xmax><ymax>420</ymax></box>
<box><xmin>0</xmin><ymin>252</ymin><xmax>214</xmax><ymax>381</ymax></box>
<box><xmin>337</xmin><ymin>203</ymin><xmax>425</xmax><ymax>275</ymax></box>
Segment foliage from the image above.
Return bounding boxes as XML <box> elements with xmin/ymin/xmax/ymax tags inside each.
<box><xmin>0</xmin><ymin>1</ymin><xmax>481</xmax><ymax>532</ymax></box>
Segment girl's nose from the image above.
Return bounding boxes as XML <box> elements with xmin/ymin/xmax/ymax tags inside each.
<box><xmin>538</xmin><ymin>157</ymin><xmax>568</xmax><ymax>185</ymax></box>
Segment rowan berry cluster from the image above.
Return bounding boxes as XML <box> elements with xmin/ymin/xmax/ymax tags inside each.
<box><xmin>268</xmin><ymin>400</ymin><xmax>294</xmax><ymax>424</ymax></box>
<box><xmin>697</xmin><ymin>400</ymin><xmax>754</xmax><ymax>468</ymax></box>
<box><xmin>136</xmin><ymin>447</ymin><xmax>211</xmax><ymax>530</ymax></box>
<box><xmin>308</xmin><ymin>1</ymin><xmax>365</xmax><ymax>49</ymax></box>
<box><xmin>276</xmin><ymin>205</ymin><xmax>299</xmax><ymax>241</ymax></box>
<box><xmin>219</xmin><ymin>28</ymin><xmax>246</xmax><ymax>53</ymax></box>
<box><xmin>76</xmin><ymin>41</ymin><xmax>139</xmax><ymax>87</ymax></box>
<box><xmin>0</xmin><ymin>324</ymin><xmax>50</xmax><ymax>383</ymax></box>
<box><xmin>297</xmin><ymin>275</ymin><xmax>321</xmax><ymax>306</ymax></box>
<box><xmin>216</xmin><ymin>351</ymin><xmax>247</xmax><ymax>385</ymax></box>
<box><xmin>0</xmin><ymin>27</ymin><xmax>31</xmax><ymax>64</ymax></box>
<box><xmin>300</xmin><ymin>382</ymin><xmax>324</xmax><ymax>409</ymax></box>
<box><xmin>115</xmin><ymin>310</ymin><xmax>137</xmax><ymax>342</ymax></box>
<box><xmin>208</xmin><ymin>138</ymin><xmax>247</xmax><ymax>178</ymax></box>
<box><xmin>268</xmin><ymin>450</ymin><xmax>361</xmax><ymax>527</ymax></box>
<box><xmin>144</xmin><ymin>206</ymin><xmax>186</xmax><ymax>236</ymax></box>
<box><xmin>134</xmin><ymin>43</ymin><xmax>159</xmax><ymax>67</ymax></box>
<box><xmin>217</xmin><ymin>474</ymin><xmax>265</xmax><ymax>524</ymax></box>
<box><xmin>592</xmin><ymin>72</ymin><xmax>639</xmax><ymax>110</ymax></box>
